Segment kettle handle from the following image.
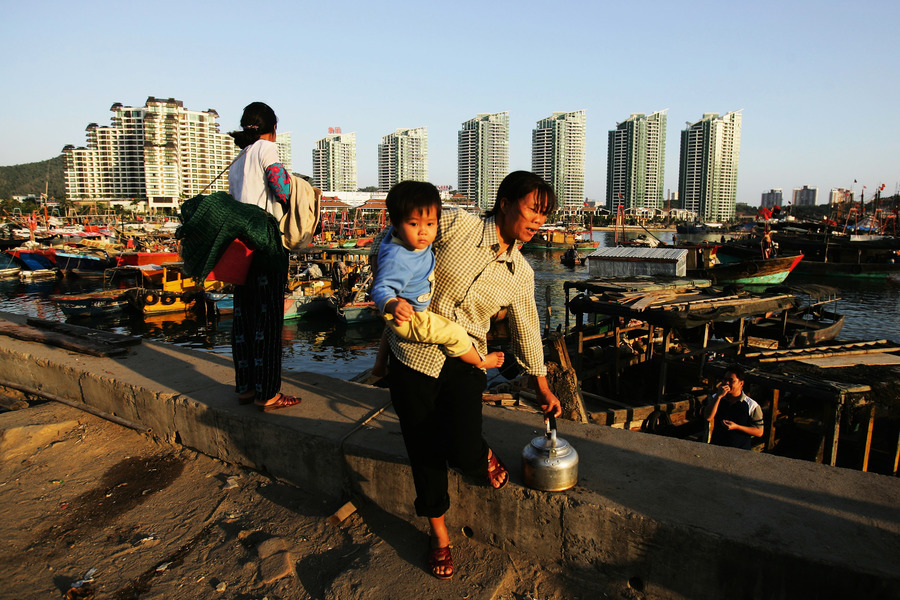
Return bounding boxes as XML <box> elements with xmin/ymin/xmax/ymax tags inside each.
<box><xmin>545</xmin><ymin>414</ymin><xmax>558</xmax><ymax>447</ymax></box>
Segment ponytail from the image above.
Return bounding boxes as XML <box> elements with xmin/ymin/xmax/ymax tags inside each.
<box><xmin>228</xmin><ymin>101</ymin><xmax>278</xmax><ymax>149</ymax></box>
<box><xmin>229</xmin><ymin>126</ymin><xmax>261</xmax><ymax>149</ymax></box>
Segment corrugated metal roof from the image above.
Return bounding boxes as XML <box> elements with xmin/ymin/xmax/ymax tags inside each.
<box><xmin>585</xmin><ymin>247</ymin><xmax>688</xmax><ymax>260</ymax></box>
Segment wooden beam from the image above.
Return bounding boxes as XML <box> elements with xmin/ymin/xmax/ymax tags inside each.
<box><xmin>765</xmin><ymin>388</ymin><xmax>780</xmax><ymax>451</ymax></box>
<box><xmin>860</xmin><ymin>404</ymin><xmax>876</xmax><ymax>472</ymax></box>
<box><xmin>822</xmin><ymin>400</ymin><xmax>842</xmax><ymax>467</ymax></box>
<box><xmin>657</xmin><ymin>327</ymin><xmax>671</xmax><ymax>400</ymax></box>
<box><xmin>893</xmin><ymin>426</ymin><xmax>900</xmax><ymax>477</ymax></box>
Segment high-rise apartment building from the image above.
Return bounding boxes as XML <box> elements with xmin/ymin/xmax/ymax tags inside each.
<box><xmin>829</xmin><ymin>188</ymin><xmax>853</xmax><ymax>205</ymax></box>
<box><xmin>532</xmin><ymin>110</ymin><xmax>586</xmax><ymax>210</ymax></box>
<box><xmin>313</xmin><ymin>128</ymin><xmax>357</xmax><ymax>192</ymax></box>
<box><xmin>606</xmin><ymin>110</ymin><xmax>667</xmax><ymax>212</ymax></box>
<box><xmin>761</xmin><ymin>189</ymin><xmax>783</xmax><ymax>208</ymax></box>
<box><xmin>458</xmin><ymin>112</ymin><xmax>509</xmax><ymax>211</ymax></box>
<box><xmin>378</xmin><ymin>127</ymin><xmax>428</xmax><ymax>192</ymax></box>
<box><xmin>677</xmin><ymin>111</ymin><xmax>742</xmax><ymax>222</ymax></box>
<box><xmin>793</xmin><ymin>185</ymin><xmax>817</xmax><ymax>206</ymax></box>
<box><xmin>63</xmin><ymin>97</ymin><xmax>291</xmax><ymax>212</ymax></box>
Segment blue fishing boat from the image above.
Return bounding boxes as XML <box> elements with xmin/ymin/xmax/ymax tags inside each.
<box><xmin>54</xmin><ymin>249</ymin><xmax>117</xmax><ymax>274</ymax></box>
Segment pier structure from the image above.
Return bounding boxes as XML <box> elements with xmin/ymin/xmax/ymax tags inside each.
<box><xmin>0</xmin><ymin>311</ymin><xmax>897</xmax><ymax>599</ymax></box>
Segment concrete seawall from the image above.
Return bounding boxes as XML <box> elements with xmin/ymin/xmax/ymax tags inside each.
<box><xmin>1</xmin><ymin>311</ymin><xmax>897</xmax><ymax>599</ymax></box>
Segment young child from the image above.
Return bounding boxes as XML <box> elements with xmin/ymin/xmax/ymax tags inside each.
<box><xmin>370</xmin><ymin>181</ymin><xmax>504</xmax><ymax>374</ymax></box>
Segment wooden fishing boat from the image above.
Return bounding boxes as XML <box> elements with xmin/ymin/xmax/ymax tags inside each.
<box><xmin>687</xmin><ymin>252</ymin><xmax>803</xmax><ymax>285</ymax></box>
<box><xmin>204</xmin><ymin>292</ymin><xmax>234</xmax><ymax>316</ymax></box>
<box><xmin>283</xmin><ymin>280</ymin><xmax>333</xmax><ymax>320</ymax></box>
<box><xmin>116</xmin><ymin>251</ymin><xmax>180</xmax><ymax>267</ymax></box>
<box><xmin>330</xmin><ymin>270</ymin><xmax>380</xmax><ymax>324</ymax></box>
<box><xmin>125</xmin><ymin>263</ymin><xmax>223</xmax><ymax>315</ymax></box>
<box><xmin>0</xmin><ymin>253</ymin><xmax>21</xmax><ymax>278</ymax></box>
<box><xmin>6</xmin><ymin>247</ymin><xmax>58</xmax><ymax>271</ymax></box>
<box><xmin>522</xmin><ymin>227</ymin><xmax>598</xmax><ymax>250</ymax></box>
<box><xmin>715</xmin><ymin>284</ymin><xmax>844</xmax><ymax>349</ymax></box>
<box><xmin>51</xmin><ymin>289</ymin><xmax>131</xmax><ymax>318</ymax></box>
<box><xmin>19</xmin><ymin>268</ymin><xmax>59</xmax><ymax>280</ymax></box>
<box><xmin>758</xmin><ymin>231</ymin><xmax>900</xmax><ymax>279</ymax></box>
<box><xmin>334</xmin><ymin>300</ymin><xmax>380</xmax><ymax>324</ymax></box>
<box><xmin>560</xmin><ymin>248</ymin><xmax>586</xmax><ymax>267</ymax></box>
<box><xmin>53</xmin><ymin>249</ymin><xmax>117</xmax><ymax>274</ymax></box>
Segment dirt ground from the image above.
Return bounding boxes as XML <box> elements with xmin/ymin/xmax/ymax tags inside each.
<box><xmin>0</xmin><ymin>399</ymin><xmax>636</xmax><ymax>600</ymax></box>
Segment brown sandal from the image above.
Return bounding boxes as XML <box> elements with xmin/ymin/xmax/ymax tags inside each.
<box><xmin>257</xmin><ymin>393</ymin><xmax>302</xmax><ymax>412</ymax></box>
<box><xmin>428</xmin><ymin>545</ymin><xmax>454</xmax><ymax>580</ymax></box>
<box><xmin>487</xmin><ymin>448</ymin><xmax>509</xmax><ymax>490</ymax></box>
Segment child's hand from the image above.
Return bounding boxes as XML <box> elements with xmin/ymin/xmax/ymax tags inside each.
<box><xmin>388</xmin><ymin>298</ymin><xmax>414</xmax><ymax>323</ymax></box>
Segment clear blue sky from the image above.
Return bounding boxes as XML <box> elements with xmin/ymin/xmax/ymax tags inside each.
<box><xmin>2</xmin><ymin>0</ymin><xmax>898</xmax><ymax>205</ymax></box>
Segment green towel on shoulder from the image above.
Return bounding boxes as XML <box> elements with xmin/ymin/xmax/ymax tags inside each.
<box><xmin>177</xmin><ymin>192</ymin><xmax>287</xmax><ymax>283</ymax></box>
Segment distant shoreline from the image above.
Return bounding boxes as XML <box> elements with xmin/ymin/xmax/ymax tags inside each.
<box><xmin>589</xmin><ymin>226</ymin><xmax>677</xmax><ymax>232</ymax></box>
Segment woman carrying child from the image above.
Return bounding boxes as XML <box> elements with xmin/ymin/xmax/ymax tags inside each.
<box><xmin>370</xmin><ymin>172</ymin><xmax>562</xmax><ymax>580</ymax></box>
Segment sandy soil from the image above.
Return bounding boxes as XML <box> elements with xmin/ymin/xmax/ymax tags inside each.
<box><xmin>0</xmin><ymin>399</ymin><xmax>637</xmax><ymax>600</ymax></box>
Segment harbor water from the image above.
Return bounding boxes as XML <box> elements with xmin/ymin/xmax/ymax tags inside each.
<box><xmin>1</xmin><ymin>231</ymin><xmax>898</xmax><ymax>381</ymax></box>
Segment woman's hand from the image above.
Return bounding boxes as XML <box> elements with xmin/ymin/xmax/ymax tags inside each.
<box><xmin>532</xmin><ymin>375</ymin><xmax>562</xmax><ymax>418</ymax></box>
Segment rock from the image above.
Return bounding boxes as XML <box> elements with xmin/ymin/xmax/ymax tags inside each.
<box><xmin>259</xmin><ymin>552</ymin><xmax>294</xmax><ymax>584</ymax></box>
<box><xmin>257</xmin><ymin>536</ymin><xmax>288</xmax><ymax>559</ymax></box>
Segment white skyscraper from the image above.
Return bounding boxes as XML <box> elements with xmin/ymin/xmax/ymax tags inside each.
<box><xmin>313</xmin><ymin>129</ymin><xmax>357</xmax><ymax>192</ymax></box>
<box><xmin>606</xmin><ymin>110</ymin><xmax>667</xmax><ymax>212</ymax></box>
<box><xmin>458</xmin><ymin>112</ymin><xmax>509</xmax><ymax>210</ymax></box>
<box><xmin>532</xmin><ymin>110</ymin><xmax>586</xmax><ymax>210</ymax></box>
<box><xmin>678</xmin><ymin>111</ymin><xmax>742</xmax><ymax>222</ymax></box>
<box><xmin>378</xmin><ymin>127</ymin><xmax>428</xmax><ymax>192</ymax></box>
<box><xmin>63</xmin><ymin>97</ymin><xmax>292</xmax><ymax>212</ymax></box>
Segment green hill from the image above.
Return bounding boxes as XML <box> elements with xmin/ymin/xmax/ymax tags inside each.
<box><xmin>0</xmin><ymin>156</ymin><xmax>66</xmax><ymax>200</ymax></box>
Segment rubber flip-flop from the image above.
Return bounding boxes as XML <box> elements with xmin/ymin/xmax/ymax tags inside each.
<box><xmin>257</xmin><ymin>394</ymin><xmax>302</xmax><ymax>412</ymax></box>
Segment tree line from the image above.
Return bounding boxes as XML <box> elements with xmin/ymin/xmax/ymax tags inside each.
<box><xmin>0</xmin><ymin>155</ymin><xmax>66</xmax><ymax>200</ymax></box>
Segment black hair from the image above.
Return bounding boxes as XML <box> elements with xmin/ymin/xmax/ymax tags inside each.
<box><xmin>385</xmin><ymin>181</ymin><xmax>441</xmax><ymax>226</ymax></box>
<box><xmin>229</xmin><ymin>101</ymin><xmax>278</xmax><ymax>149</ymax></box>
<box><xmin>487</xmin><ymin>170</ymin><xmax>558</xmax><ymax>217</ymax></box>
<box><xmin>724</xmin><ymin>363</ymin><xmax>746</xmax><ymax>382</ymax></box>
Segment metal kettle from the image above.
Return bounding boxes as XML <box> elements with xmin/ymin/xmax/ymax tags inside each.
<box><xmin>522</xmin><ymin>415</ymin><xmax>579</xmax><ymax>491</ymax></box>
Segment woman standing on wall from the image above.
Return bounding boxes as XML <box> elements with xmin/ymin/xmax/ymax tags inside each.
<box><xmin>228</xmin><ymin>101</ymin><xmax>298</xmax><ymax>412</ymax></box>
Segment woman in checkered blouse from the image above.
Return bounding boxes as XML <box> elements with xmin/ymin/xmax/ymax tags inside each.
<box><xmin>376</xmin><ymin>171</ymin><xmax>563</xmax><ymax>580</ymax></box>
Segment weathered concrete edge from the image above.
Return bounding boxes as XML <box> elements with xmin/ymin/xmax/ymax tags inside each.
<box><xmin>0</xmin><ymin>333</ymin><xmax>898</xmax><ymax>600</ymax></box>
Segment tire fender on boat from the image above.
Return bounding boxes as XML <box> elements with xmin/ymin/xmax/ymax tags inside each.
<box><xmin>143</xmin><ymin>292</ymin><xmax>159</xmax><ymax>306</ymax></box>
<box><xmin>161</xmin><ymin>294</ymin><xmax>176</xmax><ymax>306</ymax></box>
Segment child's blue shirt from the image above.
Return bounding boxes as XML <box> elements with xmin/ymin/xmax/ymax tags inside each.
<box><xmin>371</xmin><ymin>226</ymin><xmax>435</xmax><ymax>313</ymax></box>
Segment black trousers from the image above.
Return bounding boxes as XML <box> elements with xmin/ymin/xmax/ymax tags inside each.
<box><xmin>232</xmin><ymin>262</ymin><xmax>287</xmax><ymax>400</ymax></box>
<box><xmin>388</xmin><ymin>353</ymin><xmax>489</xmax><ymax>518</ymax></box>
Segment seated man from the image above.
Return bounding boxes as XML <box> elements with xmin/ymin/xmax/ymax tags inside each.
<box><xmin>703</xmin><ymin>364</ymin><xmax>764</xmax><ymax>450</ymax></box>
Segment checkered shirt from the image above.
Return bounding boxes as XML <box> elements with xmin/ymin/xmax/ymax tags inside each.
<box><xmin>371</xmin><ymin>207</ymin><xmax>546</xmax><ymax>379</ymax></box>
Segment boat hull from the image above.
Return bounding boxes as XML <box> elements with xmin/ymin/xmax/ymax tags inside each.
<box><xmin>52</xmin><ymin>290</ymin><xmax>130</xmax><ymax>318</ymax></box>
<box><xmin>54</xmin><ymin>252</ymin><xmax>117</xmax><ymax>274</ymax></box>
<box><xmin>335</xmin><ymin>301</ymin><xmax>380</xmax><ymax>324</ymax></box>
<box><xmin>689</xmin><ymin>254</ymin><xmax>803</xmax><ymax>285</ymax></box>
<box><xmin>284</xmin><ymin>294</ymin><xmax>332</xmax><ymax>320</ymax></box>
